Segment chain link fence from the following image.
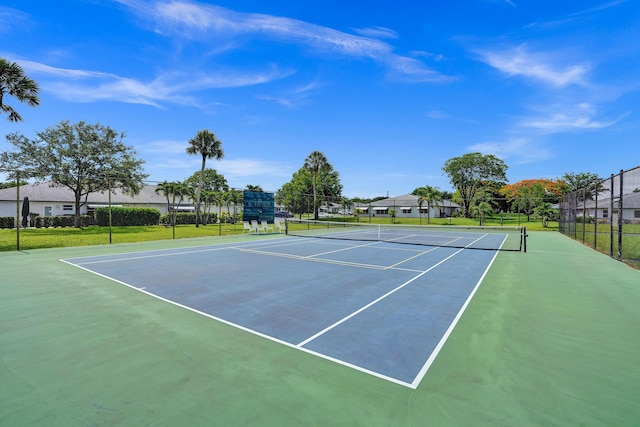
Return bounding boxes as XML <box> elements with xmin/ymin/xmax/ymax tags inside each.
<box><xmin>559</xmin><ymin>166</ymin><xmax>640</xmax><ymax>269</ymax></box>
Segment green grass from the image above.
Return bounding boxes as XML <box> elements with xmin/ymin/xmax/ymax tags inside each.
<box><xmin>0</xmin><ymin>223</ymin><xmax>250</xmax><ymax>251</ymax></box>
<box><xmin>325</xmin><ymin>213</ymin><xmax>557</xmax><ymax>231</ymax></box>
<box><xmin>568</xmin><ymin>222</ymin><xmax>640</xmax><ymax>268</ymax></box>
<box><xmin>0</xmin><ymin>214</ymin><xmax>556</xmax><ymax>252</ymax></box>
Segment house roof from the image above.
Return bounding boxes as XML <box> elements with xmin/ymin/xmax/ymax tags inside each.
<box><xmin>577</xmin><ymin>190</ymin><xmax>640</xmax><ymax>209</ymax></box>
<box><xmin>0</xmin><ymin>182</ymin><xmax>180</xmax><ymax>205</ymax></box>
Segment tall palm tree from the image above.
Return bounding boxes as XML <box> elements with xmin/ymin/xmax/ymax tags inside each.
<box><xmin>186</xmin><ymin>129</ymin><xmax>223</xmax><ymax>227</ymax></box>
<box><xmin>415</xmin><ymin>185</ymin><xmax>443</xmax><ymax>225</ymax></box>
<box><xmin>304</xmin><ymin>150</ymin><xmax>328</xmax><ymax>220</ymax></box>
<box><xmin>0</xmin><ymin>58</ymin><xmax>40</xmax><ymax>122</ymax></box>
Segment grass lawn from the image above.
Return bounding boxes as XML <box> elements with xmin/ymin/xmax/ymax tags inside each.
<box><xmin>0</xmin><ymin>214</ymin><xmax>556</xmax><ymax>252</ymax></box>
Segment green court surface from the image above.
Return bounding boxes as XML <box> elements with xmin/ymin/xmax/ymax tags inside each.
<box><xmin>1</xmin><ymin>232</ymin><xmax>639</xmax><ymax>426</ymax></box>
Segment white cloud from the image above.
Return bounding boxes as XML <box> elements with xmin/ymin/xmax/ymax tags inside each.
<box><xmin>0</xmin><ymin>7</ymin><xmax>31</xmax><ymax>33</ymax></box>
<box><xmin>218</xmin><ymin>158</ymin><xmax>292</xmax><ymax>179</ymax></box>
<box><xmin>469</xmin><ymin>138</ymin><xmax>551</xmax><ymax>164</ymax></box>
<box><xmin>118</xmin><ymin>0</ymin><xmax>450</xmax><ymax>83</ymax></box>
<box><xmin>478</xmin><ymin>44</ymin><xmax>589</xmax><ymax>87</ymax></box>
<box><xmin>16</xmin><ymin>59</ymin><xmax>291</xmax><ymax>107</ymax></box>
<box><xmin>352</xmin><ymin>26</ymin><xmax>398</xmax><ymax>40</ymax></box>
<box><xmin>519</xmin><ymin>102</ymin><xmax>619</xmax><ymax>133</ymax></box>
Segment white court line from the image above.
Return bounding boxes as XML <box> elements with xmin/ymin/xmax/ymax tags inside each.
<box><xmin>296</xmin><ymin>246</ymin><xmax>468</xmax><ymax>348</ymax></box>
<box><xmin>409</xmin><ymin>233</ymin><xmax>507</xmax><ymax>388</ymax></box>
<box><xmin>65</xmin><ymin>238</ymin><xmax>293</xmax><ymax>265</ymax></box>
<box><xmin>236</xmin><ymin>247</ymin><xmax>423</xmax><ymax>272</ymax></box>
<box><xmin>61</xmin><ymin>231</ymin><xmax>504</xmax><ymax>389</ymax></box>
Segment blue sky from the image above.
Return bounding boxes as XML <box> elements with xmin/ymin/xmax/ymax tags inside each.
<box><xmin>1</xmin><ymin>0</ymin><xmax>638</xmax><ymax>197</ymax></box>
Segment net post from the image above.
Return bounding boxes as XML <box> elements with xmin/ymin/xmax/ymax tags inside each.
<box><xmin>523</xmin><ymin>226</ymin><xmax>527</xmax><ymax>253</ymax></box>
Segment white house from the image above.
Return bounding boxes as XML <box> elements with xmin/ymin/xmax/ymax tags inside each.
<box><xmin>354</xmin><ymin>194</ymin><xmax>459</xmax><ymax>219</ymax></box>
<box><xmin>579</xmin><ymin>191</ymin><xmax>640</xmax><ymax>224</ymax></box>
<box><xmin>0</xmin><ymin>182</ymin><xmax>190</xmax><ymax>218</ymax></box>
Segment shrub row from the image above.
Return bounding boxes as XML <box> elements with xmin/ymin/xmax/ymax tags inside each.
<box><xmin>0</xmin><ymin>217</ymin><xmax>15</xmax><ymax>228</ymax></box>
<box><xmin>160</xmin><ymin>212</ymin><xmax>218</xmax><ymax>225</ymax></box>
<box><xmin>95</xmin><ymin>207</ymin><xmax>160</xmax><ymax>226</ymax></box>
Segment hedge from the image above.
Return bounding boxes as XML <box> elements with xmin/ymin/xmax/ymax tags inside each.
<box><xmin>0</xmin><ymin>217</ymin><xmax>15</xmax><ymax>228</ymax></box>
<box><xmin>159</xmin><ymin>212</ymin><xmax>218</xmax><ymax>225</ymax></box>
<box><xmin>95</xmin><ymin>207</ymin><xmax>160</xmax><ymax>226</ymax></box>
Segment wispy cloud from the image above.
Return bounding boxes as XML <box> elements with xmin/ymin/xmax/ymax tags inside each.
<box><xmin>352</xmin><ymin>26</ymin><xmax>398</xmax><ymax>40</ymax></box>
<box><xmin>0</xmin><ymin>6</ymin><xmax>31</xmax><ymax>33</ymax></box>
<box><xmin>478</xmin><ymin>44</ymin><xmax>589</xmax><ymax>87</ymax></box>
<box><xmin>117</xmin><ymin>0</ymin><xmax>451</xmax><ymax>83</ymax></box>
<box><xmin>16</xmin><ymin>59</ymin><xmax>292</xmax><ymax>107</ymax></box>
<box><xmin>519</xmin><ymin>102</ymin><xmax>621</xmax><ymax>133</ymax></box>
<box><xmin>469</xmin><ymin>138</ymin><xmax>551</xmax><ymax>164</ymax></box>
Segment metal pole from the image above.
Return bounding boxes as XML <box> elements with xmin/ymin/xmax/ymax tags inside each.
<box><xmin>618</xmin><ymin>170</ymin><xmax>623</xmax><ymax>260</ymax></box>
<box><xmin>609</xmin><ymin>174</ymin><xmax>614</xmax><ymax>258</ymax></box>
<box><xmin>593</xmin><ymin>186</ymin><xmax>598</xmax><ymax>250</ymax></box>
<box><xmin>16</xmin><ymin>172</ymin><xmax>20</xmax><ymax>251</ymax></box>
<box><xmin>108</xmin><ymin>178</ymin><xmax>113</xmax><ymax>244</ymax></box>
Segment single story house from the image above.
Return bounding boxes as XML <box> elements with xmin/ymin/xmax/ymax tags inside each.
<box><xmin>575</xmin><ymin>191</ymin><xmax>640</xmax><ymax>224</ymax></box>
<box><xmin>354</xmin><ymin>194</ymin><xmax>459</xmax><ymax>219</ymax></box>
<box><xmin>0</xmin><ymin>182</ymin><xmax>193</xmax><ymax>219</ymax></box>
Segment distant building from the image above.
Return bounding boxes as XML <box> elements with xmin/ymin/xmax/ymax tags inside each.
<box><xmin>353</xmin><ymin>194</ymin><xmax>459</xmax><ymax>219</ymax></box>
<box><xmin>0</xmin><ymin>182</ymin><xmax>192</xmax><ymax>218</ymax></box>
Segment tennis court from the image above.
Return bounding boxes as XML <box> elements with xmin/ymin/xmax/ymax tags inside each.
<box><xmin>62</xmin><ymin>231</ymin><xmax>504</xmax><ymax>388</ymax></box>
<box><xmin>3</xmin><ymin>230</ymin><xmax>640</xmax><ymax>426</ymax></box>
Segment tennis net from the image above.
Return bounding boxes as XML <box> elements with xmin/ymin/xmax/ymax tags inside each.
<box><xmin>285</xmin><ymin>219</ymin><xmax>527</xmax><ymax>252</ymax></box>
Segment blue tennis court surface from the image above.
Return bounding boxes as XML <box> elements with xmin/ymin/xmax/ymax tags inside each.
<box><xmin>62</xmin><ymin>236</ymin><xmax>501</xmax><ymax>388</ymax></box>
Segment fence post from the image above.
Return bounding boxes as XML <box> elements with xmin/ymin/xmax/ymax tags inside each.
<box><xmin>593</xmin><ymin>184</ymin><xmax>598</xmax><ymax>250</ymax></box>
<box><xmin>16</xmin><ymin>173</ymin><xmax>20</xmax><ymax>251</ymax></box>
<box><xmin>618</xmin><ymin>170</ymin><xmax>623</xmax><ymax>260</ymax></box>
<box><xmin>609</xmin><ymin>174</ymin><xmax>614</xmax><ymax>257</ymax></box>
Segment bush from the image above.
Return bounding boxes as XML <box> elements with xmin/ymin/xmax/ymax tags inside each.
<box><xmin>95</xmin><ymin>207</ymin><xmax>160</xmax><ymax>226</ymax></box>
<box><xmin>0</xmin><ymin>217</ymin><xmax>15</xmax><ymax>228</ymax></box>
<box><xmin>160</xmin><ymin>212</ymin><xmax>218</xmax><ymax>225</ymax></box>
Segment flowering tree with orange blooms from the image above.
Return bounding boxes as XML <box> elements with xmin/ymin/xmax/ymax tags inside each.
<box><xmin>500</xmin><ymin>179</ymin><xmax>564</xmax><ymax>220</ymax></box>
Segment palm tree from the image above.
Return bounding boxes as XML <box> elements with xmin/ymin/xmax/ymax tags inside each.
<box><xmin>470</xmin><ymin>190</ymin><xmax>495</xmax><ymax>226</ymax></box>
<box><xmin>0</xmin><ymin>58</ymin><xmax>40</xmax><ymax>122</ymax></box>
<box><xmin>304</xmin><ymin>150</ymin><xmax>328</xmax><ymax>220</ymax></box>
<box><xmin>245</xmin><ymin>184</ymin><xmax>263</xmax><ymax>192</ymax></box>
<box><xmin>155</xmin><ymin>181</ymin><xmax>190</xmax><ymax>238</ymax></box>
<box><xmin>534</xmin><ymin>202</ymin><xmax>556</xmax><ymax>228</ymax></box>
<box><xmin>414</xmin><ymin>185</ymin><xmax>443</xmax><ymax>225</ymax></box>
<box><xmin>186</xmin><ymin>130</ymin><xmax>224</xmax><ymax>227</ymax></box>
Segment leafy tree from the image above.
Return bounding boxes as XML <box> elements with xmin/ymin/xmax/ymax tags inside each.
<box><xmin>0</xmin><ymin>180</ymin><xmax>27</xmax><ymax>189</ymax></box>
<box><xmin>276</xmin><ymin>169</ymin><xmax>312</xmax><ymax>218</ymax></box>
<box><xmin>304</xmin><ymin>150</ymin><xmax>329</xmax><ymax>220</ymax></box>
<box><xmin>186</xmin><ymin>130</ymin><xmax>223</xmax><ymax>227</ymax></box>
<box><xmin>0</xmin><ymin>58</ymin><xmax>40</xmax><ymax>122</ymax></box>
<box><xmin>316</xmin><ymin>165</ymin><xmax>343</xmax><ymax>211</ymax></box>
<box><xmin>412</xmin><ymin>185</ymin><xmax>443</xmax><ymax>224</ymax></box>
<box><xmin>1</xmin><ymin>120</ymin><xmax>147</xmax><ymax>227</ymax></box>
<box><xmin>277</xmin><ymin>160</ymin><xmax>342</xmax><ymax>219</ymax></box>
<box><xmin>500</xmin><ymin>179</ymin><xmax>564</xmax><ymax>220</ymax></box>
<box><xmin>185</xmin><ymin>169</ymin><xmax>228</xmax><ymax>194</ymax></box>
<box><xmin>442</xmin><ymin>152</ymin><xmax>508</xmax><ymax>218</ymax></box>
<box><xmin>561</xmin><ymin>171</ymin><xmax>606</xmax><ymax>201</ymax></box>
